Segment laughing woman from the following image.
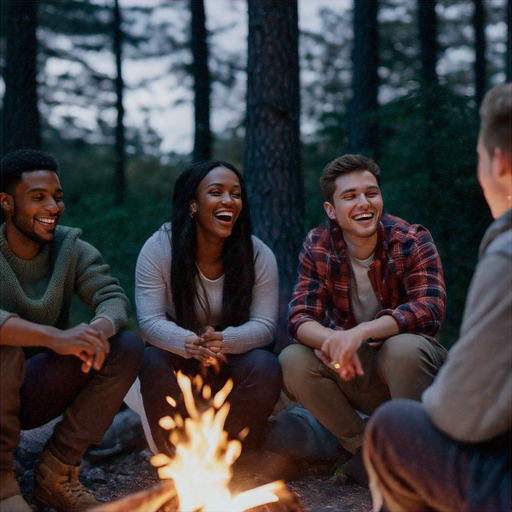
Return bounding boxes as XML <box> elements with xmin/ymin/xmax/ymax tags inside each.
<box><xmin>135</xmin><ymin>160</ymin><xmax>281</xmax><ymax>457</ymax></box>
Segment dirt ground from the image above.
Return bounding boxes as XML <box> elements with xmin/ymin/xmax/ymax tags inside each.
<box><xmin>16</xmin><ymin>410</ymin><xmax>372</xmax><ymax>512</ymax></box>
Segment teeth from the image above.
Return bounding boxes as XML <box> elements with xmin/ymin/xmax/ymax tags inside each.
<box><xmin>215</xmin><ymin>211</ymin><xmax>233</xmax><ymax>220</ymax></box>
<box><xmin>353</xmin><ymin>213</ymin><xmax>373</xmax><ymax>221</ymax></box>
<box><xmin>37</xmin><ymin>218</ymin><xmax>56</xmax><ymax>225</ymax></box>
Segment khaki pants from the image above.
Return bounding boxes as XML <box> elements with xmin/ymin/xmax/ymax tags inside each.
<box><xmin>279</xmin><ymin>334</ymin><xmax>447</xmax><ymax>454</ymax></box>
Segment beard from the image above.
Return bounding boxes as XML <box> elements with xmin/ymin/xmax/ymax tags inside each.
<box><xmin>11</xmin><ymin>205</ymin><xmax>55</xmax><ymax>245</ymax></box>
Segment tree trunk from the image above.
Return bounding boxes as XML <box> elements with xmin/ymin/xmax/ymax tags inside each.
<box><xmin>473</xmin><ymin>0</ymin><xmax>486</xmax><ymax>107</ymax></box>
<box><xmin>348</xmin><ymin>0</ymin><xmax>379</xmax><ymax>158</ymax></box>
<box><xmin>191</xmin><ymin>0</ymin><xmax>212</xmax><ymax>162</ymax></box>
<box><xmin>2</xmin><ymin>1</ymin><xmax>41</xmax><ymax>152</ymax></box>
<box><xmin>245</xmin><ymin>0</ymin><xmax>303</xmax><ymax>352</ymax></box>
<box><xmin>417</xmin><ymin>0</ymin><xmax>438</xmax><ymax>84</ymax></box>
<box><xmin>113</xmin><ymin>0</ymin><xmax>126</xmax><ymax>204</ymax></box>
<box><xmin>507</xmin><ymin>0</ymin><xmax>511</xmax><ymax>82</ymax></box>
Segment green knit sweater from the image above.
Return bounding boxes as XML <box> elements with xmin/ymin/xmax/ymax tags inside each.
<box><xmin>0</xmin><ymin>223</ymin><xmax>129</xmax><ymax>334</ymax></box>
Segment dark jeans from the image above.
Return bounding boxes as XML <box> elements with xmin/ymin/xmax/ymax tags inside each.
<box><xmin>364</xmin><ymin>400</ymin><xmax>511</xmax><ymax>512</ymax></box>
<box><xmin>139</xmin><ymin>346</ymin><xmax>282</xmax><ymax>455</ymax></box>
<box><xmin>0</xmin><ymin>330</ymin><xmax>144</xmax><ymax>482</ymax></box>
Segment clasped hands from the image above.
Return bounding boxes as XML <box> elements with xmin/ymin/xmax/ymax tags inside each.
<box><xmin>185</xmin><ymin>326</ymin><xmax>227</xmax><ymax>367</ymax></box>
<box><xmin>314</xmin><ymin>325</ymin><xmax>366</xmax><ymax>381</ymax></box>
<box><xmin>50</xmin><ymin>322</ymin><xmax>110</xmax><ymax>374</ymax></box>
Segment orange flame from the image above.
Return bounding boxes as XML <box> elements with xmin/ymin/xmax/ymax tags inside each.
<box><xmin>150</xmin><ymin>371</ymin><xmax>283</xmax><ymax>512</ymax></box>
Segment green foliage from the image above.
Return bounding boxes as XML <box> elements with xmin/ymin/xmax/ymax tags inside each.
<box><xmin>377</xmin><ymin>84</ymin><xmax>492</xmax><ymax>346</ymax></box>
<box><xmin>42</xmin><ymin>139</ymin><xmax>182</xmax><ymax>327</ymax></box>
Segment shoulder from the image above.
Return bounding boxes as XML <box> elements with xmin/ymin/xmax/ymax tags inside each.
<box><xmin>305</xmin><ymin>223</ymin><xmax>331</xmax><ymax>245</ymax></box>
<box><xmin>54</xmin><ymin>225</ymin><xmax>82</xmax><ymax>247</ymax></box>
<box><xmin>484</xmin><ymin>228</ymin><xmax>512</xmax><ymax>260</ymax></box>
<box><xmin>54</xmin><ymin>225</ymin><xmax>101</xmax><ymax>258</ymax></box>
<box><xmin>139</xmin><ymin>223</ymin><xmax>172</xmax><ymax>259</ymax></box>
<box><xmin>135</xmin><ymin>224</ymin><xmax>172</xmax><ymax>278</ymax></box>
<box><xmin>480</xmin><ymin>211</ymin><xmax>512</xmax><ymax>260</ymax></box>
<box><xmin>251</xmin><ymin>235</ymin><xmax>278</xmax><ymax>272</ymax></box>
<box><xmin>383</xmin><ymin>214</ymin><xmax>436</xmax><ymax>251</ymax></box>
<box><xmin>300</xmin><ymin>223</ymin><xmax>336</xmax><ymax>257</ymax></box>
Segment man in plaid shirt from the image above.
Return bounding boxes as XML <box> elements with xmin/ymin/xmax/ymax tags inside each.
<box><xmin>279</xmin><ymin>154</ymin><xmax>448</xmax><ymax>483</ymax></box>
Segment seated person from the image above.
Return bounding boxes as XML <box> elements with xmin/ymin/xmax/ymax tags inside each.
<box><xmin>0</xmin><ymin>149</ymin><xmax>144</xmax><ymax>512</ymax></box>
<box><xmin>134</xmin><ymin>160</ymin><xmax>281</xmax><ymax>457</ymax></box>
<box><xmin>363</xmin><ymin>83</ymin><xmax>511</xmax><ymax>512</ymax></box>
<box><xmin>280</xmin><ymin>154</ymin><xmax>448</xmax><ymax>482</ymax></box>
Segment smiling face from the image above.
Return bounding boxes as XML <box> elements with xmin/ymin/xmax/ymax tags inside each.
<box><xmin>1</xmin><ymin>170</ymin><xmax>65</xmax><ymax>257</ymax></box>
<box><xmin>324</xmin><ymin>170</ymin><xmax>383</xmax><ymax>248</ymax></box>
<box><xmin>191</xmin><ymin>166</ymin><xmax>242</xmax><ymax>243</ymax></box>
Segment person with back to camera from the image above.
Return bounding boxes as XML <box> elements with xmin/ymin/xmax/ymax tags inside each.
<box><xmin>280</xmin><ymin>153</ymin><xmax>448</xmax><ymax>484</ymax></box>
<box><xmin>363</xmin><ymin>82</ymin><xmax>511</xmax><ymax>512</ymax></box>
<box><xmin>134</xmin><ymin>160</ymin><xmax>281</xmax><ymax>469</ymax></box>
<box><xmin>0</xmin><ymin>149</ymin><xmax>144</xmax><ymax>512</ymax></box>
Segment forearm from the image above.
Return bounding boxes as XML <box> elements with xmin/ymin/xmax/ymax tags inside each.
<box><xmin>0</xmin><ymin>316</ymin><xmax>59</xmax><ymax>349</ymax></box>
<box><xmin>222</xmin><ymin>319</ymin><xmax>275</xmax><ymax>354</ymax></box>
<box><xmin>357</xmin><ymin>315</ymin><xmax>400</xmax><ymax>342</ymax></box>
<box><xmin>296</xmin><ymin>321</ymin><xmax>335</xmax><ymax>349</ymax></box>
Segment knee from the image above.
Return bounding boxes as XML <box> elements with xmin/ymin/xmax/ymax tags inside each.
<box><xmin>142</xmin><ymin>346</ymin><xmax>173</xmax><ymax>376</ymax></box>
<box><xmin>109</xmin><ymin>330</ymin><xmax>145</xmax><ymax>374</ymax></box>
<box><xmin>366</xmin><ymin>399</ymin><xmax>426</xmax><ymax>451</ymax></box>
<box><xmin>0</xmin><ymin>346</ymin><xmax>25</xmax><ymax>384</ymax></box>
<box><xmin>240</xmin><ymin>350</ymin><xmax>282</xmax><ymax>389</ymax></box>
<box><xmin>279</xmin><ymin>344</ymin><xmax>318</xmax><ymax>387</ymax></box>
<box><xmin>380</xmin><ymin>334</ymin><xmax>427</xmax><ymax>370</ymax></box>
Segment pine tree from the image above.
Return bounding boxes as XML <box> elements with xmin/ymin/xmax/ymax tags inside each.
<box><xmin>245</xmin><ymin>0</ymin><xmax>303</xmax><ymax>350</ymax></box>
<box><xmin>2</xmin><ymin>1</ymin><xmax>41</xmax><ymax>152</ymax></box>
<box><xmin>349</xmin><ymin>0</ymin><xmax>379</xmax><ymax>157</ymax></box>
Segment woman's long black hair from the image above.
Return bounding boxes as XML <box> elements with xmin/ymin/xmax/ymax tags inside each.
<box><xmin>170</xmin><ymin>160</ymin><xmax>255</xmax><ymax>332</ymax></box>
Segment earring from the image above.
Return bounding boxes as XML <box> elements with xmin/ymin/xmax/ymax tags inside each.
<box><xmin>190</xmin><ymin>206</ymin><xmax>197</xmax><ymax>218</ymax></box>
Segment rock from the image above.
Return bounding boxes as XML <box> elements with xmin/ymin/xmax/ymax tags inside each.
<box><xmin>87</xmin><ymin>467</ymin><xmax>108</xmax><ymax>484</ymax></box>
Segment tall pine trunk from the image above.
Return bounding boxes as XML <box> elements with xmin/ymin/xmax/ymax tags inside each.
<box><xmin>506</xmin><ymin>0</ymin><xmax>511</xmax><ymax>82</ymax></box>
<box><xmin>113</xmin><ymin>0</ymin><xmax>126</xmax><ymax>204</ymax></box>
<box><xmin>191</xmin><ymin>0</ymin><xmax>212</xmax><ymax>162</ymax></box>
<box><xmin>3</xmin><ymin>1</ymin><xmax>41</xmax><ymax>152</ymax></box>
<box><xmin>349</xmin><ymin>0</ymin><xmax>379</xmax><ymax>158</ymax></box>
<box><xmin>417</xmin><ymin>0</ymin><xmax>438</xmax><ymax>84</ymax></box>
<box><xmin>473</xmin><ymin>0</ymin><xmax>486</xmax><ymax>107</ymax></box>
<box><xmin>245</xmin><ymin>0</ymin><xmax>302</xmax><ymax>351</ymax></box>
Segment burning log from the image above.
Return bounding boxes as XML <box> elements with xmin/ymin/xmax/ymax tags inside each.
<box><xmin>92</xmin><ymin>372</ymin><xmax>303</xmax><ymax>512</ymax></box>
<box><xmin>91</xmin><ymin>480</ymin><xmax>178</xmax><ymax>512</ymax></box>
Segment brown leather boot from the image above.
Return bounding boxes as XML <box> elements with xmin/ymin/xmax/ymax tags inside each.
<box><xmin>33</xmin><ymin>450</ymin><xmax>99</xmax><ymax>511</ymax></box>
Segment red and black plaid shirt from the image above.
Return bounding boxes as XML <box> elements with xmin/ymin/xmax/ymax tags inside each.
<box><xmin>288</xmin><ymin>214</ymin><xmax>447</xmax><ymax>343</ymax></box>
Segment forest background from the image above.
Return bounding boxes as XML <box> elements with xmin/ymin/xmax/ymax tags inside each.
<box><xmin>1</xmin><ymin>0</ymin><xmax>510</xmax><ymax>351</ymax></box>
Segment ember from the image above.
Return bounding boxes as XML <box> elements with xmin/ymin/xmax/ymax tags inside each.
<box><xmin>92</xmin><ymin>372</ymin><xmax>301</xmax><ymax>512</ymax></box>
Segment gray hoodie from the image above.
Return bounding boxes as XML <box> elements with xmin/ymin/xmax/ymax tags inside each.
<box><xmin>422</xmin><ymin>208</ymin><xmax>511</xmax><ymax>443</ymax></box>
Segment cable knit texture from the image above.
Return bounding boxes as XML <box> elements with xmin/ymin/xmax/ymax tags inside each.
<box><xmin>0</xmin><ymin>223</ymin><xmax>129</xmax><ymax>333</ymax></box>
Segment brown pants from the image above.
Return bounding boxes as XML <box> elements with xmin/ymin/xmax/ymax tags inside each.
<box><xmin>279</xmin><ymin>334</ymin><xmax>447</xmax><ymax>454</ymax></box>
<box><xmin>0</xmin><ymin>332</ymin><xmax>143</xmax><ymax>500</ymax></box>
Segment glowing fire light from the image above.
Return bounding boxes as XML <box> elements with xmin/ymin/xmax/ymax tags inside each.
<box><xmin>150</xmin><ymin>372</ymin><xmax>284</xmax><ymax>512</ymax></box>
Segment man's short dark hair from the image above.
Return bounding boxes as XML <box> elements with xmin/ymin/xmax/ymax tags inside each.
<box><xmin>479</xmin><ymin>83</ymin><xmax>512</xmax><ymax>160</ymax></box>
<box><xmin>1</xmin><ymin>149</ymin><xmax>59</xmax><ymax>194</ymax></box>
<box><xmin>320</xmin><ymin>154</ymin><xmax>381</xmax><ymax>203</ymax></box>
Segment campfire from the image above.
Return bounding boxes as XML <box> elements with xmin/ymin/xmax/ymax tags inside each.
<box><xmin>93</xmin><ymin>372</ymin><xmax>302</xmax><ymax>512</ymax></box>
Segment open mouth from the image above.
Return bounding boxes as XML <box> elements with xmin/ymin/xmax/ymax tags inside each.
<box><xmin>214</xmin><ymin>211</ymin><xmax>234</xmax><ymax>224</ymax></box>
<box><xmin>36</xmin><ymin>217</ymin><xmax>57</xmax><ymax>228</ymax></box>
<box><xmin>352</xmin><ymin>212</ymin><xmax>374</xmax><ymax>222</ymax></box>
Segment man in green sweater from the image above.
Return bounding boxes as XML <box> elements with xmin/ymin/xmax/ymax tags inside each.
<box><xmin>0</xmin><ymin>149</ymin><xmax>144</xmax><ymax>512</ymax></box>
